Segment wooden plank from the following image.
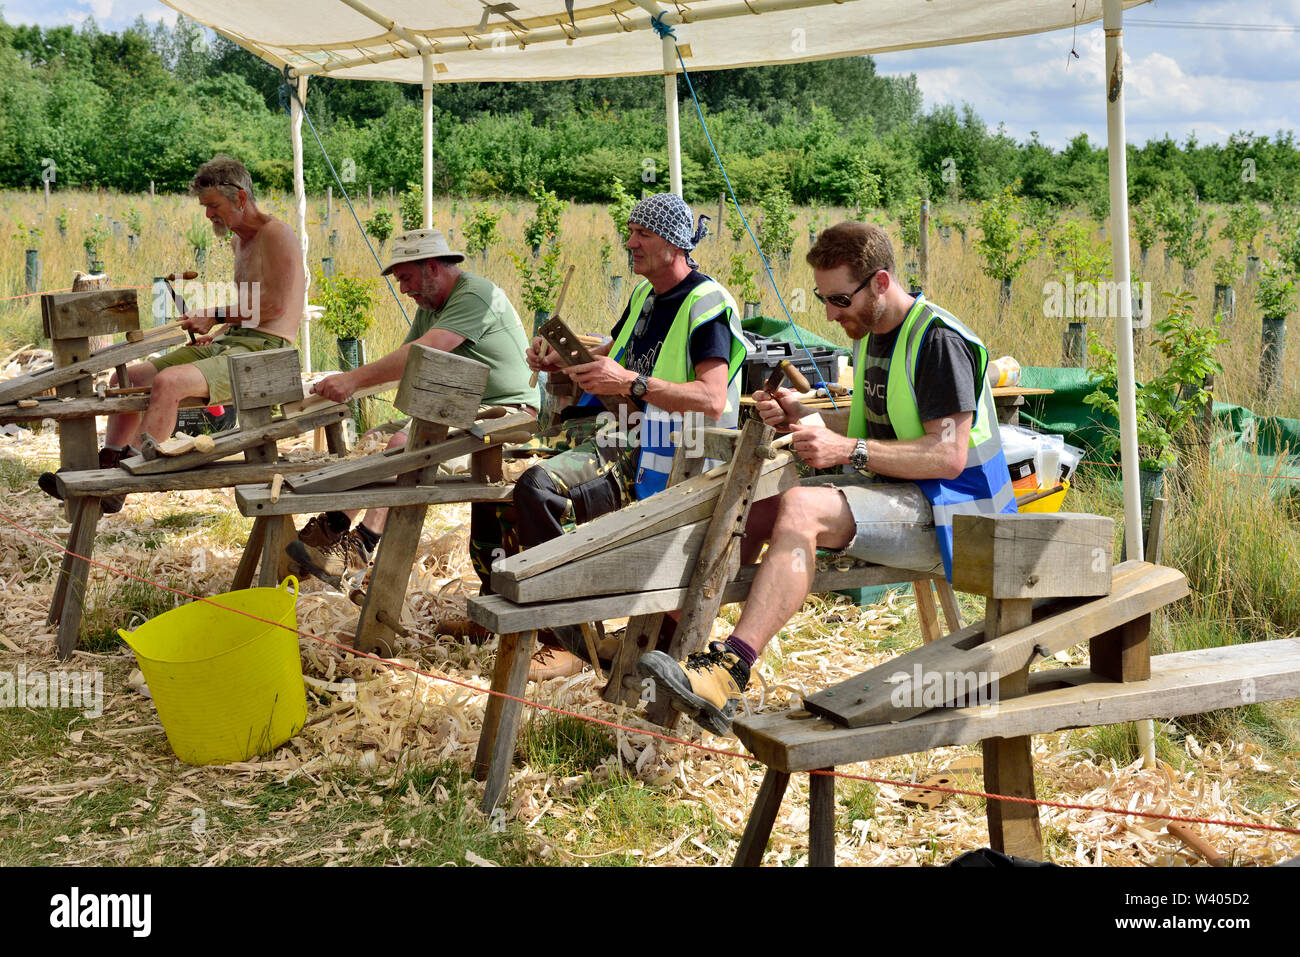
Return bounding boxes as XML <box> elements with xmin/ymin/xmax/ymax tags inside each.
<box><xmin>469</xmin><ymin>562</ymin><xmax>943</xmax><ymax>634</ymax></box>
<box><xmin>952</xmin><ymin>513</ymin><xmax>1114</xmax><ymax>600</ymax></box>
<box><xmin>491</xmin><ymin>452</ymin><xmax>798</xmax><ymax>585</ymax></box>
<box><xmin>120</xmin><ymin>406</ymin><xmax>348</xmax><ymax>475</ymax></box>
<box><xmin>732</xmin><ymin>639</ymin><xmax>1300</xmax><ymax>772</ymax></box>
<box><xmin>1090</xmin><ymin>614</ymin><xmax>1152</xmax><ymax>683</ymax></box>
<box><xmin>393</xmin><ymin>344</ymin><xmax>489</xmax><ymax>428</ymax></box>
<box><xmin>474</xmin><ymin>630</ymin><xmax>538</xmax><ymax>813</ymax></box>
<box><xmin>802</xmin><ymin>561</ymin><xmax>1187</xmax><ymax>728</ymax></box>
<box><xmin>732</xmin><ymin>769</ymin><xmax>790</xmax><ymax>867</ymax></box>
<box><xmin>496</xmin><ymin>520</ymin><xmax>709</xmax><ymax>604</ymax></box>
<box><xmin>235</xmin><ymin>479</ymin><xmax>513</xmax><ymax>517</ymax></box>
<box><xmin>41</xmin><ymin>288</ymin><xmax>139</xmax><ymax>339</ymax></box>
<box><xmin>280</xmin><ymin>379</ymin><xmax>398</xmax><ymax>416</ymax></box>
<box><xmin>0</xmin><ymin>394</ymin><xmax>206</xmax><ymax>424</ymax></box>
<box><xmin>0</xmin><ymin>329</ymin><xmax>187</xmax><ymax>405</ymax></box>
<box><xmin>57</xmin><ymin>460</ymin><xmax>321</xmax><ymax>496</ymax></box>
<box><xmin>808</xmin><ymin>769</ymin><xmax>836</xmax><ymax>867</ymax></box>
<box><xmin>228</xmin><ymin>347</ymin><xmax>303</xmax><ymax>410</ymax></box>
<box><xmin>284</xmin><ymin>413</ymin><xmax>534</xmax><ymax>494</ymax></box>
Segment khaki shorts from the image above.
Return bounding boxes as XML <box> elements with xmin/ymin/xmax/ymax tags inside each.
<box><xmin>801</xmin><ymin>472</ymin><xmax>944</xmax><ymax>574</ymax></box>
<box><xmin>151</xmin><ymin>329</ymin><xmax>288</xmax><ymax>405</ymax></box>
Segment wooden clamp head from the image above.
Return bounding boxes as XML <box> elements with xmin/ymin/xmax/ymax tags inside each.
<box><xmin>228</xmin><ymin>347</ymin><xmax>304</xmax><ymax>412</ymax></box>
<box><xmin>952</xmin><ymin>512</ymin><xmax>1115</xmax><ymax>600</ymax></box>
<box><xmin>41</xmin><ymin>288</ymin><xmax>140</xmax><ymax>340</ymax></box>
<box><xmin>393</xmin><ymin>344</ymin><xmax>489</xmax><ymax>429</ymax></box>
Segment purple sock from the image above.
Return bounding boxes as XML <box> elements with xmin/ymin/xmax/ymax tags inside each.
<box><xmin>724</xmin><ymin>635</ymin><xmax>759</xmax><ymax>670</ymax></box>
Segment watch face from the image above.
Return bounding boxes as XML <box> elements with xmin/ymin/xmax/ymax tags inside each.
<box><xmin>630</xmin><ymin>375</ymin><xmax>648</xmax><ymax>398</ymax></box>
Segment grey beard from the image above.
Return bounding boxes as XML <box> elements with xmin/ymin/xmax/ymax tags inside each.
<box><xmin>211</xmin><ymin>220</ymin><xmax>229</xmax><ymax>239</ymax></box>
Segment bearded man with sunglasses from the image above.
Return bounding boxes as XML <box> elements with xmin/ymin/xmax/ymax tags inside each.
<box><xmin>639</xmin><ymin>221</ymin><xmax>1017</xmax><ymax>736</ymax></box>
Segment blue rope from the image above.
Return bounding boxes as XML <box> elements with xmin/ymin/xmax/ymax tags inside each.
<box><xmin>671</xmin><ymin>46</ymin><xmax>839</xmax><ymax>407</ymax></box>
<box><xmin>649</xmin><ymin>13</ymin><xmax>677</xmax><ymax>39</ymax></box>
<box><xmin>283</xmin><ymin>79</ymin><xmax>411</xmax><ymax>327</ymax></box>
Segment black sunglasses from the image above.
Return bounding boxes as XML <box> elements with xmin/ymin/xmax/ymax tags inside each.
<box><xmin>813</xmin><ymin>269</ymin><xmax>883</xmax><ymax>308</ymax></box>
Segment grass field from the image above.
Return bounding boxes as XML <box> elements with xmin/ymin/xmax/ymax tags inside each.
<box><xmin>0</xmin><ymin>189</ymin><xmax>1297</xmax><ymax>866</ymax></box>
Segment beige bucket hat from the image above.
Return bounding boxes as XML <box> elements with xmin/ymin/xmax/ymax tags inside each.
<box><xmin>380</xmin><ymin>228</ymin><xmax>466</xmax><ymax>275</ymax></box>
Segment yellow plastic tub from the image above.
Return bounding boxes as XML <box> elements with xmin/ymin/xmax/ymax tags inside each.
<box><xmin>1018</xmin><ymin>479</ymin><xmax>1070</xmax><ymax>513</ymax></box>
<box><xmin>120</xmin><ymin>577</ymin><xmax>306</xmax><ymax>766</ymax></box>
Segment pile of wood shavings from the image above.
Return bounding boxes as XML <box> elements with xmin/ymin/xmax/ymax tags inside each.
<box><xmin>1</xmin><ymin>426</ymin><xmax>1297</xmax><ymax>866</ymax></box>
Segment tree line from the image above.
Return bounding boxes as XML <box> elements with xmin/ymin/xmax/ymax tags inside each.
<box><xmin>2</xmin><ymin>14</ymin><xmax>1297</xmax><ymax>212</ymax></box>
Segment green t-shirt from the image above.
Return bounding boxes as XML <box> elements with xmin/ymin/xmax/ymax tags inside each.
<box><xmin>403</xmin><ymin>272</ymin><xmax>539</xmax><ymax>408</ymax></box>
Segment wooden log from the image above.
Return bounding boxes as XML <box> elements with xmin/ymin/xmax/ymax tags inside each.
<box><xmin>732</xmin><ymin>769</ymin><xmax>790</xmax><ymax>867</ymax></box>
<box><xmin>808</xmin><ymin>768</ymin><xmax>837</xmax><ymax>867</ymax></box>
<box><xmin>0</xmin><ymin>328</ymin><xmax>186</xmax><ymax>405</ymax></box>
<box><xmin>41</xmin><ymin>288</ymin><xmax>139</xmax><ymax>340</ymax></box>
<box><xmin>801</xmin><ymin>561</ymin><xmax>1187</xmax><ymax>728</ymax></box>
<box><xmin>228</xmin><ymin>347</ymin><xmax>303</xmax><ymax>411</ymax></box>
<box><xmin>284</xmin><ymin>413</ymin><xmax>534</xmax><ymax>494</ymax></box>
<box><xmin>235</xmin><ymin>478</ymin><xmax>514</xmax><ymax>516</ymax></box>
<box><xmin>393</xmin><ymin>345</ymin><xmax>489</xmax><ymax>429</ymax></box>
<box><xmin>119</xmin><ymin>406</ymin><xmax>348</xmax><ymax>475</ymax></box>
<box><xmin>935</xmin><ymin>579</ymin><xmax>964</xmax><ymax>632</ymax></box>
<box><xmin>733</xmin><ymin>639</ymin><xmax>1300</xmax><ymax>772</ymax></box>
<box><xmin>952</xmin><ymin>513</ymin><xmax>1114</xmax><ymax>600</ymax></box>
<box><xmin>913</xmin><ymin>578</ymin><xmax>943</xmax><ymax>644</ymax></box>
<box><xmin>280</xmin><ymin>379</ymin><xmax>398</xmax><ymax>417</ymax></box>
<box><xmin>0</xmin><ymin>394</ymin><xmax>208</xmax><ymax>425</ymax></box>
<box><xmin>259</xmin><ymin>515</ymin><xmax>296</xmax><ymax>587</ymax></box>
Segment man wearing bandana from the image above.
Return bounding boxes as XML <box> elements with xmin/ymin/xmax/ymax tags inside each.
<box><xmin>513</xmin><ymin>193</ymin><xmax>750</xmax><ymax>679</ymax></box>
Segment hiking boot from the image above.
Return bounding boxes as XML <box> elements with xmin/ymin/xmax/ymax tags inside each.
<box><xmin>637</xmin><ymin>641</ymin><xmax>751</xmax><ymax>736</ymax></box>
<box><xmin>37</xmin><ymin>445</ymin><xmax>136</xmax><ymax>513</ymax></box>
<box><xmin>527</xmin><ymin>644</ymin><xmax>586</xmax><ymax>683</ymax></box>
<box><xmin>285</xmin><ymin>512</ymin><xmax>372</xmax><ymax>588</ymax></box>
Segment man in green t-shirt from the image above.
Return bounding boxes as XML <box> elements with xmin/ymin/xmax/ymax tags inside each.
<box><xmin>287</xmin><ymin>229</ymin><xmax>538</xmax><ymax>593</ymax></box>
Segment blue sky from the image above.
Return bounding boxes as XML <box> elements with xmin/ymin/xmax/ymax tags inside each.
<box><xmin>4</xmin><ymin>0</ymin><xmax>1298</xmax><ymax>150</ymax></box>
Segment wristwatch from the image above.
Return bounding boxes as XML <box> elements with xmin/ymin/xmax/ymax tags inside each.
<box><xmin>629</xmin><ymin>374</ymin><xmax>649</xmax><ymax>399</ymax></box>
<box><xmin>850</xmin><ymin>438</ymin><xmax>870</xmax><ymax>471</ymax></box>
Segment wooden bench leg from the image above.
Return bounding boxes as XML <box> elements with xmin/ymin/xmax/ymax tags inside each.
<box><xmin>913</xmin><ymin>579</ymin><xmax>942</xmax><ymax>644</ymax></box>
<box><xmin>733</xmin><ymin>768</ymin><xmax>790</xmax><ymax>866</ymax></box>
<box><xmin>355</xmin><ymin>503</ymin><xmax>428</xmax><ymax>655</ymax></box>
<box><xmin>324</xmin><ymin>420</ymin><xmax>349</xmax><ymax>456</ymax></box>
<box><xmin>474</xmin><ymin>630</ymin><xmax>537</xmax><ymax>813</ymax></box>
<box><xmin>258</xmin><ymin>515</ymin><xmax>295</xmax><ymax>587</ymax></box>
<box><xmin>54</xmin><ymin>497</ymin><xmax>102</xmax><ymax>659</ymax></box>
<box><xmin>809</xmin><ymin>767</ymin><xmax>837</xmax><ymax>867</ymax></box>
<box><xmin>982</xmin><ymin>736</ymin><xmax>1042</xmax><ymax>860</ymax></box>
<box><xmin>1089</xmin><ymin>614</ymin><xmax>1152</xmax><ymax>682</ymax></box>
<box><xmin>934</xmin><ymin>578</ymin><xmax>963</xmax><ymax>632</ymax></box>
<box><xmin>231</xmin><ymin>517</ymin><xmax>269</xmax><ymax>591</ymax></box>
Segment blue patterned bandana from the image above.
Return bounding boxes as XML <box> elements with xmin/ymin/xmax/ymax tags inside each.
<box><xmin>628</xmin><ymin>193</ymin><xmax>709</xmax><ymax>267</ymax></box>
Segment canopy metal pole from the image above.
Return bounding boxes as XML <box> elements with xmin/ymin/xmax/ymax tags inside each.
<box><xmin>663</xmin><ymin>35</ymin><xmax>682</xmax><ymax>196</ymax></box>
<box><xmin>1103</xmin><ymin>0</ymin><xmax>1154</xmax><ymax>767</ymax></box>
<box><xmin>291</xmin><ymin>74</ymin><xmax>312</xmax><ymax>374</ymax></box>
<box><xmin>422</xmin><ymin>54</ymin><xmax>434</xmax><ymax>229</ymax></box>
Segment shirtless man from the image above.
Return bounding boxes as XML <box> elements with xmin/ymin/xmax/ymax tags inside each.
<box><xmin>38</xmin><ymin>154</ymin><xmax>305</xmax><ymax>512</ymax></box>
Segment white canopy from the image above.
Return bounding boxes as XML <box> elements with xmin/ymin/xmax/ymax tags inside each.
<box><xmin>164</xmin><ymin>0</ymin><xmax>1149</xmax><ymax>84</ymax></box>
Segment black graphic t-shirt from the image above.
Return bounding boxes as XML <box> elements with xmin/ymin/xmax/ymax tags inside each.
<box><xmin>860</xmin><ymin>314</ymin><xmax>979</xmax><ymax>441</ymax></box>
<box><xmin>607</xmin><ymin>271</ymin><xmax>734</xmax><ymax>378</ymax></box>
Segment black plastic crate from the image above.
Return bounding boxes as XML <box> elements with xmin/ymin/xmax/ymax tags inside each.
<box><xmin>741</xmin><ymin>338</ymin><xmax>846</xmax><ymax>394</ymax></box>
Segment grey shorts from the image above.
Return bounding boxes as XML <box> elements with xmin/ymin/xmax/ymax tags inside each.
<box><xmin>801</xmin><ymin>473</ymin><xmax>943</xmax><ymax>574</ymax></box>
